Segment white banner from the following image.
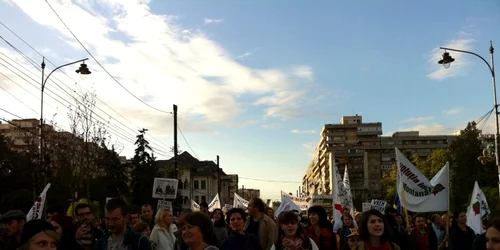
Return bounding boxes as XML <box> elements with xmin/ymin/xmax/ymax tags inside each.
<box><xmin>396</xmin><ymin>148</ymin><xmax>449</xmax><ymax>212</ymax></box>
<box><xmin>467</xmin><ymin>181</ymin><xmax>490</xmax><ymax>235</ymax></box>
<box><xmin>343</xmin><ymin>166</ymin><xmax>354</xmax><ymax>211</ymax></box>
<box><xmin>362</xmin><ymin>202</ymin><xmax>371</xmax><ymax>212</ymax></box>
<box><xmin>233</xmin><ymin>193</ymin><xmax>249</xmax><ymax>208</ymax></box>
<box><xmin>274</xmin><ymin>195</ymin><xmax>302</xmax><ymax>218</ymax></box>
<box><xmin>190</xmin><ymin>199</ymin><xmax>200</xmax><ymax>211</ymax></box>
<box><xmin>329</xmin><ymin>152</ymin><xmax>347</xmax><ymax>222</ymax></box>
<box><xmin>27</xmin><ymin>183</ymin><xmax>51</xmax><ymax>221</ymax></box>
<box><xmin>208</xmin><ymin>194</ymin><xmax>221</xmax><ymax>212</ymax></box>
<box><xmin>280</xmin><ymin>191</ymin><xmax>309</xmax><ymax>211</ymax></box>
<box><xmin>370</xmin><ymin>199</ymin><xmax>387</xmax><ymax>214</ymax></box>
<box><xmin>152</xmin><ymin>178</ymin><xmax>178</xmax><ymax>199</ymax></box>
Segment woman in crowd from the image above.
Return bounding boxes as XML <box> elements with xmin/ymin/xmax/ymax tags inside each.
<box><xmin>449</xmin><ymin>211</ymin><xmax>476</xmax><ymax>250</ymax></box>
<box><xmin>340</xmin><ymin>228</ymin><xmax>360</xmax><ymax>250</ymax></box>
<box><xmin>271</xmin><ymin>211</ymin><xmax>319</xmax><ymax>250</ymax></box>
<box><xmin>132</xmin><ymin>222</ymin><xmax>151</xmax><ymax>238</ymax></box>
<box><xmin>220</xmin><ymin>208</ymin><xmax>262</xmax><ymax>250</ymax></box>
<box><xmin>303</xmin><ymin>205</ymin><xmax>338</xmax><ymax>250</ymax></box>
<box><xmin>18</xmin><ymin>219</ymin><xmax>59</xmax><ymax>250</ymax></box>
<box><xmin>50</xmin><ymin>214</ymin><xmax>84</xmax><ymax>250</ymax></box>
<box><xmin>486</xmin><ymin>219</ymin><xmax>500</xmax><ymax>250</ymax></box>
<box><xmin>353</xmin><ymin>209</ymin><xmax>400</xmax><ymax>250</ymax></box>
<box><xmin>150</xmin><ymin>209</ymin><xmax>177</xmax><ymax>250</ymax></box>
<box><xmin>211</xmin><ymin>209</ymin><xmax>228</xmax><ymax>247</ymax></box>
<box><xmin>180</xmin><ymin>212</ymin><xmax>219</xmax><ymax>250</ymax></box>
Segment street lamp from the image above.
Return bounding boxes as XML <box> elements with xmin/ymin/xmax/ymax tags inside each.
<box><xmin>438</xmin><ymin>41</ymin><xmax>498</xmax><ymax>197</ymax></box>
<box><xmin>39</xmin><ymin>57</ymin><xmax>91</xmax><ymax>180</ymax></box>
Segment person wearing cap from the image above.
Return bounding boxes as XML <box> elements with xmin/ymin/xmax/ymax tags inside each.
<box><xmin>18</xmin><ymin>219</ymin><xmax>58</xmax><ymax>250</ymax></box>
<box><xmin>0</xmin><ymin>210</ymin><xmax>27</xmax><ymax>250</ymax></box>
<box><xmin>341</xmin><ymin>228</ymin><xmax>361</xmax><ymax>250</ymax></box>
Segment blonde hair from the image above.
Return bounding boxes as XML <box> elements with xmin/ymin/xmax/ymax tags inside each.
<box><xmin>19</xmin><ymin>230</ymin><xmax>60</xmax><ymax>250</ymax></box>
<box><xmin>155</xmin><ymin>209</ymin><xmax>172</xmax><ymax>230</ymax></box>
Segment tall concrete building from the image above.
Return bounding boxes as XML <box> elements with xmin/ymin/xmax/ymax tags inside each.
<box><xmin>302</xmin><ymin>115</ymin><xmax>455</xmax><ymax>201</ymax></box>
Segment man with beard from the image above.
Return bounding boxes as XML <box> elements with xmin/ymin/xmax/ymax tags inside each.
<box><xmin>96</xmin><ymin>198</ymin><xmax>152</xmax><ymax>250</ymax></box>
<box><xmin>0</xmin><ymin>210</ymin><xmax>26</xmax><ymax>250</ymax></box>
<box><xmin>75</xmin><ymin>203</ymin><xmax>104</xmax><ymax>250</ymax></box>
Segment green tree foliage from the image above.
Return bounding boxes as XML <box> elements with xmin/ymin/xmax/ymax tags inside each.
<box><xmin>448</xmin><ymin>122</ymin><xmax>498</xmax><ymax>210</ymax></box>
<box><xmin>130</xmin><ymin>129</ymin><xmax>158</xmax><ymax>207</ymax></box>
<box><xmin>90</xmin><ymin>144</ymin><xmax>130</xmax><ymax>207</ymax></box>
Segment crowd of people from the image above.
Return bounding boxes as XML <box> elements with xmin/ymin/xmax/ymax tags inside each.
<box><xmin>1</xmin><ymin>197</ymin><xmax>500</xmax><ymax>250</ymax></box>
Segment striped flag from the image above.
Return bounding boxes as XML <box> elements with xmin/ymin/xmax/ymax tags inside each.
<box><xmin>393</xmin><ymin>193</ymin><xmax>403</xmax><ymax>214</ymax></box>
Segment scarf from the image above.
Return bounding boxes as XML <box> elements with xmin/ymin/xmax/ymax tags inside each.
<box><xmin>365</xmin><ymin>241</ymin><xmax>392</xmax><ymax>250</ymax></box>
<box><xmin>282</xmin><ymin>237</ymin><xmax>303</xmax><ymax>250</ymax></box>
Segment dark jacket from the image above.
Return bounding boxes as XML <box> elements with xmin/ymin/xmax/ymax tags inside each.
<box><xmin>410</xmin><ymin>224</ymin><xmax>438</xmax><ymax>250</ymax></box>
<box><xmin>220</xmin><ymin>232</ymin><xmax>262</xmax><ymax>250</ymax></box>
<box><xmin>95</xmin><ymin>227</ymin><xmax>152</xmax><ymax>250</ymax></box>
<box><xmin>471</xmin><ymin>233</ymin><xmax>485</xmax><ymax>250</ymax></box>
<box><xmin>174</xmin><ymin>230</ymin><xmax>188</xmax><ymax>250</ymax></box>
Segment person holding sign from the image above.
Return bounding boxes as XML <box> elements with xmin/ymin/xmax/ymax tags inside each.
<box><xmin>351</xmin><ymin>209</ymin><xmax>401</xmax><ymax>250</ymax></box>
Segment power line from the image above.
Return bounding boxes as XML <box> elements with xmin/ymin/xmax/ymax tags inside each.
<box><xmin>0</xmin><ymin>35</ymin><xmax>172</xmax><ymax>154</ymax></box>
<box><xmin>177</xmin><ymin>124</ymin><xmax>199</xmax><ymax>159</ymax></box>
<box><xmin>43</xmin><ymin>0</ymin><xmax>173</xmax><ymax>115</ymax></box>
<box><xmin>0</xmin><ymin>85</ymin><xmax>39</xmax><ymax>115</ymax></box>
<box><xmin>0</xmin><ymin>62</ymin><xmax>173</xmax><ymax>157</ymax></box>
<box><xmin>238</xmin><ymin>177</ymin><xmax>302</xmax><ymax>184</ymax></box>
<box><xmin>0</xmin><ymin>52</ymin><xmax>172</xmax><ymax>157</ymax></box>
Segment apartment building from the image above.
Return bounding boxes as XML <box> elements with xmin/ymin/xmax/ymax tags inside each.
<box><xmin>302</xmin><ymin>115</ymin><xmax>456</xmax><ymax>201</ymax></box>
<box><xmin>0</xmin><ymin>119</ymin><xmax>48</xmax><ymax>151</ymax></box>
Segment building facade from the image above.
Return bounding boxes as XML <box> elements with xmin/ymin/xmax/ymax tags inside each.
<box><xmin>302</xmin><ymin>115</ymin><xmax>456</xmax><ymax>201</ymax></box>
<box><xmin>0</xmin><ymin>119</ymin><xmax>47</xmax><ymax>151</ymax></box>
<box><xmin>157</xmin><ymin>152</ymin><xmax>238</xmax><ymax>208</ymax></box>
<box><xmin>237</xmin><ymin>187</ymin><xmax>260</xmax><ymax>201</ymax></box>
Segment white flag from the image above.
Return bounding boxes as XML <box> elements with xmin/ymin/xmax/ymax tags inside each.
<box><xmin>233</xmin><ymin>193</ymin><xmax>249</xmax><ymax>208</ymax></box>
<box><xmin>396</xmin><ymin>148</ymin><xmax>449</xmax><ymax>212</ymax></box>
<box><xmin>208</xmin><ymin>194</ymin><xmax>221</xmax><ymax>212</ymax></box>
<box><xmin>27</xmin><ymin>183</ymin><xmax>51</xmax><ymax>221</ymax></box>
<box><xmin>466</xmin><ymin>181</ymin><xmax>490</xmax><ymax>235</ymax></box>
<box><xmin>330</xmin><ymin>152</ymin><xmax>343</xmax><ymax>222</ymax></box>
<box><xmin>280</xmin><ymin>191</ymin><xmax>309</xmax><ymax>211</ymax></box>
<box><xmin>274</xmin><ymin>195</ymin><xmax>302</xmax><ymax>218</ymax></box>
<box><xmin>343</xmin><ymin>166</ymin><xmax>354</xmax><ymax>211</ymax></box>
<box><xmin>190</xmin><ymin>199</ymin><xmax>200</xmax><ymax>211</ymax></box>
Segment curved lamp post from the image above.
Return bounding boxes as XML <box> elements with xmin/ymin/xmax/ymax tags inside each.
<box><xmin>40</xmin><ymin>58</ymin><xmax>91</xmax><ymax>182</ymax></box>
<box><xmin>438</xmin><ymin>41</ymin><xmax>498</xmax><ymax>197</ymax></box>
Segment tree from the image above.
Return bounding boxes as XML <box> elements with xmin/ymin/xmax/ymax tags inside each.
<box><xmin>448</xmin><ymin>122</ymin><xmax>498</xmax><ymax>210</ymax></box>
<box><xmin>130</xmin><ymin>129</ymin><xmax>158</xmax><ymax>207</ymax></box>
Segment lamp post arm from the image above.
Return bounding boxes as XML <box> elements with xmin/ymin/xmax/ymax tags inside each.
<box><xmin>41</xmin><ymin>58</ymin><xmax>89</xmax><ymax>91</ymax></box>
<box><xmin>440</xmin><ymin>47</ymin><xmax>494</xmax><ymax>77</ymax></box>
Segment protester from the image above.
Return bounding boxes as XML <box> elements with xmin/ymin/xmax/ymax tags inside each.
<box><xmin>133</xmin><ymin>222</ymin><xmax>151</xmax><ymax>238</ymax></box>
<box><xmin>220</xmin><ymin>208</ymin><xmax>262</xmax><ymax>250</ymax></box>
<box><xmin>353</xmin><ymin>209</ymin><xmax>401</xmax><ymax>250</ymax></box>
<box><xmin>449</xmin><ymin>211</ymin><xmax>476</xmax><ymax>250</ymax></box>
<box><xmin>18</xmin><ymin>219</ymin><xmax>58</xmax><ymax>250</ymax></box>
<box><xmin>150</xmin><ymin>209</ymin><xmax>176</xmax><ymax>250</ymax></box>
<box><xmin>270</xmin><ymin>211</ymin><xmax>319</xmax><ymax>250</ymax></box>
<box><xmin>0</xmin><ymin>210</ymin><xmax>26</xmax><ymax>250</ymax></box>
<box><xmin>96</xmin><ymin>198</ymin><xmax>152</xmax><ymax>250</ymax></box>
<box><xmin>211</xmin><ymin>208</ymin><xmax>228</xmax><ymax>247</ymax></box>
<box><xmin>245</xmin><ymin>198</ymin><xmax>277</xmax><ymax>250</ymax></box>
<box><xmin>179</xmin><ymin>212</ymin><xmax>219</xmax><ymax>250</ymax></box>
<box><xmin>50</xmin><ymin>213</ymin><xmax>84</xmax><ymax>250</ymax></box>
<box><xmin>74</xmin><ymin>203</ymin><xmax>104</xmax><ymax>250</ymax></box>
<box><xmin>303</xmin><ymin>205</ymin><xmax>338</xmax><ymax>250</ymax></box>
<box><xmin>341</xmin><ymin>228</ymin><xmax>360</xmax><ymax>250</ymax></box>
<box><xmin>141</xmin><ymin>204</ymin><xmax>155</xmax><ymax>230</ymax></box>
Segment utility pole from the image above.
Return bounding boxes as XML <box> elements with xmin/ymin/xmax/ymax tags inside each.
<box><xmin>173</xmin><ymin>104</ymin><xmax>178</xmax><ymax>215</ymax></box>
<box><xmin>217</xmin><ymin>155</ymin><xmax>220</xmax><ymax>196</ymax></box>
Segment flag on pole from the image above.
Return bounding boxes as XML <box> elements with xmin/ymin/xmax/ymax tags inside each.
<box><xmin>27</xmin><ymin>183</ymin><xmax>51</xmax><ymax>221</ymax></box>
<box><xmin>393</xmin><ymin>193</ymin><xmax>403</xmax><ymax>214</ymax></box>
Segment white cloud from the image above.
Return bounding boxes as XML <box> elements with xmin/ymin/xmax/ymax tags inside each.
<box><xmin>204</xmin><ymin>18</ymin><xmax>224</xmax><ymax>25</ymax></box>
<box><xmin>1</xmin><ymin>0</ymin><xmax>312</xmax><ymax>127</ymax></box>
<box><xmin>235</xmin><ymin>52</ymin><xmax>252</xmax><ymax>59</ymax></box>
<box><xmin>292</xmin><ymin>65</ymin><xmax>313</xmax><ymax>81</ymax></box>
<box><xmin>401</xmin><ymin>116</ymin><xmax>434</xmax><ymax>123</ymax></box>
<box><xmin>427</xmin><ymin>36</ymin><xmax>474</xmax><ymax>81</ymax></box>
<box><xmin>444</xmin><ymin>108</ymin><xmax>463</xmax><ymax>116</ymax></box>
<box><xmin>261</xmin><ymin>123</ymin><xmax>280</xmax><ymax>129</ymax></box>
<box><xmin>291</xmin><ymin>129</ymin><xmax>316</xmax><ymax>134</ymax></box>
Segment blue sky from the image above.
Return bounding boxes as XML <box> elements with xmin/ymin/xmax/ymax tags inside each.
<box><xmin>0</xmin><ymin>0</ymin><xmax>499</xmax><ymax>200</ymax></box>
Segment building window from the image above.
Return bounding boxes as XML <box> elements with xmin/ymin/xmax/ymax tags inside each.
<box><xmin>195</xmin><ymin>195</ymin><xmax>199</xmax><ymax>203</ymax></box>
<box><xmin>201</xmin><ymin>196</ymin><xmax>207</xmax><ymax>203</ymax></box>
<box><xmin>201</xmin><ymin>180</ymin><xmax>207</xmax><ymax>189</ymax></box>
<box><xmin>194</xmin><ymin>180</ymin><xmax>199</xmax><ymax>189</ymax></box>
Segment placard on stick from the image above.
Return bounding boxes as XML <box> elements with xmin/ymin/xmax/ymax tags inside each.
<box><xmin>152</xmin><ymin>178</ymin><xmax>178</xmax><ymax>199</ymax></box>
<box><xmin>369</xmin><ymin>199</ymin><xmax>387</xmax><ymax>214</ymax></box>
